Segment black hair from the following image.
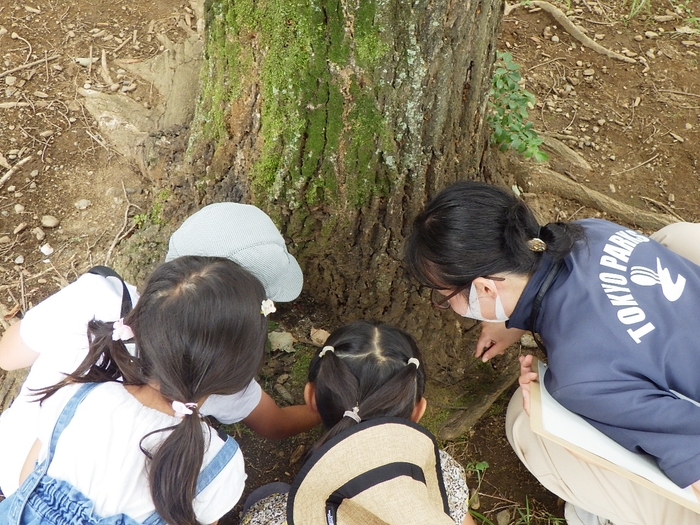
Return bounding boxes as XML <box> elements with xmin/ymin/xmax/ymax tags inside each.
<box><xmin>308</xmin><ymin>321</ymin><xmax>426</xmax><ymax>449</ymax></box>
<box><xmin>405</xmin><ymin>180</ymin><xmax>586</xmax><ymax>288</ymax></box>
<box><xmin>38</xmin><ymin>256</ymin><xmax>268</xmax><ymax>525</ymax></box>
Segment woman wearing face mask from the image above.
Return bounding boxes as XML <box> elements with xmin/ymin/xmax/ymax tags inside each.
<box><xmin>404</xmin><ymin>181</ymin><xmax>700</xmax><ymax>525</ymax></box>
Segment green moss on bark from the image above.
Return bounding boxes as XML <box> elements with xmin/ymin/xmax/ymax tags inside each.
<box><xmin>198</xmin><ymin>0</ymin><xmax>397</xmax><ymax>208</ymax></box>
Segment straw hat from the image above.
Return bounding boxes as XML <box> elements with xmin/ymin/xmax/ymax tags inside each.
<box><xmin>287</xmin><ymin>417</ymin><xmax>454</xmax><ymax>525</ymax></box>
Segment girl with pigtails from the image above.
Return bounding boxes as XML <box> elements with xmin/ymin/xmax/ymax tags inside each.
<box><xmin>404</xmin><ymin>180</ymin><xmax>700</xmax><ymax>525</ymax></box>
<box><xmin>242</xmin><ymin>320</ymin><xmax>476</xmax><ymax>525</ymax></box>
<box><xmin>0</xmin><ymin>256</ymin><xmax>271</xmax><ymax>525</ymax></box>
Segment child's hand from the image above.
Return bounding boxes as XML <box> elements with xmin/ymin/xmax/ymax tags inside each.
<box><xmin>243</xmin><ymin>391</ymin><xmax>321</xmax><ymax>440</ymax></box>
<box><xmin>518</xmin><ymin>354</ymin><xmax>538</xmax><ymax>416</ymax></box>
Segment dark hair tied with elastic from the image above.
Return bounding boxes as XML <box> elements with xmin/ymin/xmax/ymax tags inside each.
<box><xmin>405</xmin><ymin>181</ymin><xmax>585</xmax><ymax>289</ymax></box>
<box><xmin>309</xmin><ymin>321</ymin><xmax>425</xmax><ymax>451</ymax></box>
<box><xmin>37</xmin><ymin>256</ymin><xmax>269</xmax><ymax>525</ymax></box>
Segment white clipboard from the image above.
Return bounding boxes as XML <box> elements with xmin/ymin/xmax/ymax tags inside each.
<box><xmin>529</xmin><ymin>359</ymin><xmax>700</xmax><ymax>513</ymax></box>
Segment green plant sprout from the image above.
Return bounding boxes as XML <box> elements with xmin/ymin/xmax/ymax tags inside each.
<box><xmin>515</xmin><ymin>496</ymin><xmax>533</xmax><ymax>525</ymax></box>
<box><xmin>467</xmin><ymin>460</ymin><xmax>492</xmax><ymax>523</ymax></box>
<box><xmin>669</xmin><ymin>0</ymin><xmax>700</xmax><ymax>27</ymax></box>
<box><xmin>487</xmin><ymin>52</ymin><xmax>548</xmax><ymax>162</ymax></box>
<box><xmin>514</xmin><ymin>496</ymin><xmax>566</xmax><ymax>524</ymax></box>
<box><xmin>623</xmin><ymin>0</ymin><xmax>650</xmax><ymax>21</ymax></box>
<box><xmin>133</xmin><ymin>189</ymin><xmax>170</xmax><ymax>228</ymax></box>
<box><xmin>470</xmin><ymin>509</ymin><xmax>497</xmax><ymax>525</ymax></box>
<box><xmin>466</xmin><ymin>461</ymin><xmax>565</xmax><ymax>524</ymax></box>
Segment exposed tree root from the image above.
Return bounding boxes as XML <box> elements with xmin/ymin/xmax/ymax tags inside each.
<box><xmin>505</xmin><ymin>1</ymin><xmax>637</xmax><ymax>64</ymax></box>
<box><xmin>519</xmin><ymin>165</ymin><xmax>677</xmax><ymax>230</ymax></box>
<box><xmin>439</xmin><ymin>360</ymin><xmax>519</xmax><ymax>441</ymax></box>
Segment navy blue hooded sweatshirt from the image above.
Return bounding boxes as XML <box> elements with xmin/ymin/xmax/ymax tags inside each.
<box><xmin>508</xmin><ymin>219</ymin><xmax>700</xmax><ymax>488</ymax></box>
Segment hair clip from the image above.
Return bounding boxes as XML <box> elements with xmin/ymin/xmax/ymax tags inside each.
<box><xmin>407</xmin><ymin>357</ymin><xmax>420</xmax><ymax>368</ymax></box>
<box><xmin>112</xmin><ymin>318</ymin><xmax>134</xmax><ymax>341</ymax></box>
<box><xmin>527</xmin><ymin>238</ymin><xmax>547</xmax><ymax>252</ymax></box>
<box><xmin>343</xmin><ymin>406</ymin><xmax>361</xmax><ymax>423</ymax></box>
<box><xmin>172</xmin><ymin>401</ymin><xmax>198</xmax><ymax>419</ymax></box>
<box><xmin>261</xmin><ymin>299</ymin><xmax>276</xmax><ymax>316</ymax></box>
<box><xmin>319</xmin><ymin>345</ymin><xmax>335</xmax><ymax>357</ymax></box>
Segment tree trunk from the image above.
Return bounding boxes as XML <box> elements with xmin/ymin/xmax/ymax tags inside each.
<box><xmin>0</xmin><ymin>369</ymin><xmax>27</xmax><ymax>412</ymax></box>
<box><xmin>0</xmin><ymin>0</ymin><xmax>505</xmax><ymax>438</ymax></box>
<box><xmin>191</xmin><ymin>0</ymin><xmax>503</xmax><ymax>364</ymax></box>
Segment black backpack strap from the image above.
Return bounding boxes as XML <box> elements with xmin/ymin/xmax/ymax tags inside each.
<box><xmin>87</xmin><ymin>265</ymin><xmax>133</xmax><ymax>318</ymax></box>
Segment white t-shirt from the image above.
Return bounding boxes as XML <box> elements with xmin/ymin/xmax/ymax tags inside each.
<box><xmin>37</xmin><ymin>382</ymin><xmax>245</xmax><ymax>523</ymax></box>
<box><xmin>0</xmin><ymin>272</ymin><xmax>262</xmax><ymax>495</ymax></box>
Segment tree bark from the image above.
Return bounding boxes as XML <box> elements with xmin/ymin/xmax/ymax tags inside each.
<box><xmin>0</xmin><ymin>369</ymin><xmax>27</xmax><ymax>412</ymax></box>
<box><xmin>0</xmin><ymin>0</ymin><xmax>505</xmax><ymax>437</ymax></box>
<box><xmin>192</xmin><ymin>0</ymin><xmax>504</xmax><ymax>364</ymax></box>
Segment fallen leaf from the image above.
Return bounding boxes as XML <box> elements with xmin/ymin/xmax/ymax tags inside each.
<box><xmin>289</xmin><ymin>444</ymin><xmax>306</xmax><ymax>465</ymax></box>
<box><xmin>269</xmin><ymin>331</ymin><xmax>296</xmax><ymax>353</ymax></box>
<box><xmin>670</xmin><ymin>132</ymin><xmax>685</xmax><ymax>142</ymax></box>
<box><xmin>310</xmin><ymin>327</ymin><xmax>330</xmax><ymax>346</ymax></box>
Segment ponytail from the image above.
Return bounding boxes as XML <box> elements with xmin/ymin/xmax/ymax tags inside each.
<box><xmin>36</xmin><ymin>318</ymin><xmax>143</xmax><ymax>401</ymax></box>
<box><xmin>309</xmin><ymin>321</ymin><xmax>425</xmax><ymax>451</ymax></box>
<box><xmin>405</xmin><ymin>181</ymin><xmax>587</xmax><ymax>287</ymax></box>
<box><xmin>314</xmin><ymin>351</ymin><xmax>361</xmax><ymax>431</ymax></box>
<box><xmin>501</xmin><ymin>197</ymin><xmax>541</xmax><ymax>272</ymax></box>
<box><xmin>538</xmin><ymin>221</ymin><xmax>585</xmax><ymax>261</ymax></box>
<box><xmin>145</xmin><ymin>412</ymin><xmax>206</xmax><ymax>525</ymax></box>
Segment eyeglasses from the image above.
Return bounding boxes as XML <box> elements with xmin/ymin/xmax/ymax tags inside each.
<box><xmin>429</xmin><ymin>276</ymin><xmax>506</xmax><ymax>310</ymax></box>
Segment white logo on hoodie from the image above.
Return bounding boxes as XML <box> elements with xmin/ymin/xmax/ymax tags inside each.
<box><xmin>630</xmin><ymin>257</ymin><xmax>686</xmax><ymax>302</ymax></box>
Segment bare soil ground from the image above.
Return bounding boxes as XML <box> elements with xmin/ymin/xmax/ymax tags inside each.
<box><xmin>1</xmin><ymin>0</ymin><xmax>699</xmax><ymax>523</ymax></box>
<box><xmin>505</xmin><ymin>0</ymin><xmax>700</xmax><ymax>228</ymax></box>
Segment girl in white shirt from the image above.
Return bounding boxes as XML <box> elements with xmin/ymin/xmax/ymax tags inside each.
<box><xmin>0</xmin><ymin>256</ymin><xmax>271</xmax><ymax>525</ymax></box>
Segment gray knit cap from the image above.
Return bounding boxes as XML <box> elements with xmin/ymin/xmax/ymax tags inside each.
<box><xmin>166</xmin><ymin>203</ymin><xmax>303</xmax><ymax>302</ymax></box>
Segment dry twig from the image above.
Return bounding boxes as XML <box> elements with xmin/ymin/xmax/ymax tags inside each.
<box><xmin>0</xmin><ymin>102</ymin><xmax>31</xmax><ymax>109</ymax></box>
<box><xmin>656</xmin><ymin>89</ymin><xmax>700</xmax><ymax>100</ymax></box>
<box><xmin>527</xmin><ymin>57</ymin><xmax>567</xmax><ymax>70</ymax></box>
<box><xmin>104</xmin><ymin>183</ymin><xmax>138</xmax><ymax>265</ymax></box>
<box><xmin>0</xmin><ymin>156</ymin><xmax>32</xmax><ymax>189</ymax></box>
<box><xmin>640</xmin><ymin>196</ymin><xmax>685</xmax><ymax>221</ymax></box>
<box><xmin>611</xmin><ymin>153</ymin><xmax>659</xmax><ymax>176</ymax></box>
<box><xmin>0</xmin><ymin>55</ymin><xmax>59</xmax><ymax>78</ymax></box>
<box><xmin>100</xmin><ymin>49</ymin><xmax>114</xmax><ymax>85</ymax></box>
<box><xmin>18</xmin><ymin>271</ymin><xmax>27</xmax><ymax>314</ymax></box>
<box><xmin>12</xmin><ymin>33</ymin><xmax>33</xmax><ymax>64</ymax></box>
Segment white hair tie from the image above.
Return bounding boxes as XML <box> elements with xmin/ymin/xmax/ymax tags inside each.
<box><xmin>319</xmin><ymin>345</ymin><xmax>335</xmax><ymax>357</ymax></box>
<box><xmin>343</xmin><ymin>406</ymin><xmax>361</xmax><ymax>423</ymax></box>
<box><xmin>172</xmin><ymin>401</ymin><xmax>198</xmax><ymax>419</ymax></box>
<box><xmin>261</xmin><ymin>299</ymin><xmax>276</xmax><ymax>316</ymax></box>
<box><xmin>407</xmin><ymin>357</ymin><xmax>420</xmax><ymax>368</ymax></box>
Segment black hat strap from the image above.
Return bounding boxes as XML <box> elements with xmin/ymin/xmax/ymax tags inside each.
<box><xmin>324</xmin><ymin>462</ymin><xmax>426</xmax><ymax>525</ymax></box>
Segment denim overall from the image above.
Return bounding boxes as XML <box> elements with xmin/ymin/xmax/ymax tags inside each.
<box><xmin>0</xmin><ymin>383</ymin><xmax>239</xmax><ymax>525</ymax></box>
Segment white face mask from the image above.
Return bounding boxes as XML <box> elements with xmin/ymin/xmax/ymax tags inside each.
<box><xmin>462</xmin><ymin>280</ymin><xmax>509</xmax><ymax>322</ymax></box>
